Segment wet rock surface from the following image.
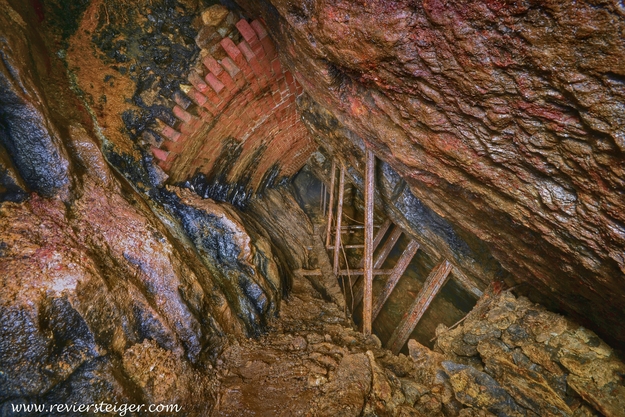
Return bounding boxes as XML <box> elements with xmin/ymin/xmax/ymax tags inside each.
<box><xmin>0</xmin><ymin>1</ymin><xmax>297</xmax><ymax>411</ymax></box>
<box><xmin>434</xmin><ymin>288</ymin><xmax>625</xmax><ymax>417</ymax></box>
<box><xmin>236</xmin><ymin>0</ymin><xmax>625</xmax><ymax>348</ymax></box>
<box><xmin>0</xmin><ymin>0</ymin><xmax>70</xmax><ymax>199</ymax></box>
<box><xmin>160</xmin><ymin>186</ymin><xmax>287</xmax><ymax>337</ymax></box>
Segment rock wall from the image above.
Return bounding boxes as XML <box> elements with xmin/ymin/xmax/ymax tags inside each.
<box><xmin>235</xmin><ymin>0</ymin><xmax>625</xmax><ymax>348</ymax></box>
<box><xmin>0</xmin><ymin>0</ymin><xmax>291</xmax><ymax>409</ymax></box>
<box><xmin>434</xmin><ymin>288</ymin><xmax>625</xmax><ymax>417</ymax></box>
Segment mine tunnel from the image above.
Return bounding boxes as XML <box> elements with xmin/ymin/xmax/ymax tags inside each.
<box><xmin>1</xmin><ymin>0</ymin><xmax>625</xmax><ymax>415</ymax></box>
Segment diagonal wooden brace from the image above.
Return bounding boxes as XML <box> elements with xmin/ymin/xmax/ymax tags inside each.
<box><xmin>386</xmin><ymin>259</ymin><xmax>453</xmax><ymax>354</ymax></box>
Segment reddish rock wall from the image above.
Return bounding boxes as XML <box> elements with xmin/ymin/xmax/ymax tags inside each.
<box><xmin>236</xmin><ymin>0</ymin><xmax>625</xmax><ymax>347</ymax></box>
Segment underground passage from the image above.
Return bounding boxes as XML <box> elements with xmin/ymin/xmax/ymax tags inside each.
<box><xmin>1</xmin><ymin>0</ymin><xmax>625</xmax><ymax>415</ymax></box>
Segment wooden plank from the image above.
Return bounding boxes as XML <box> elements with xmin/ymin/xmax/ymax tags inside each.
<box><xmin>298</xmin><ymin>269</ymin><xmax>393</xmax><ymax>276</ymax></box>
<box><xmin>351</xmin><ymin>225</ymin><xmax>403</xmax><ymax>308</ymax></box>
<box><xmin>324</xmin><ymin>160</ymin><xmax>336</xmax><ymax>247</ymax></box>
<box><xmin>326</xmin><ymin>244</ymin><xmax>365</xmax><ymax>249</ymax></box>
<box><xmin>371</xmin><ymin>240</ymin><xmax>420</xmax><ymax>322</ymax></box>
<box><xmin>373</xmin><ymin>226</ymin><xmax>402</xmax><ymax>269</ymax></box>
<box><xmin>373</xmin><ymin>219</ymin><xmax>392</xmax><ymax>250</ymax></box>
<box><xmin>333</xmin><ymin>166</ymin><xmax>345</xmax><ymax>275</ymax></box>
<box><xmin>363</xmin><ymin>149</ymin><xmax>375</xmax><ymax>336</ymax></box>
<box><xmin>356</xmin><ymin>219</ymin><xmax>392</xmax><ymax>268</ymax></box>
<box><xmin>386</xmin><ymin>259</ymin><xmax>453</xmax><ymax>354</ymax></box>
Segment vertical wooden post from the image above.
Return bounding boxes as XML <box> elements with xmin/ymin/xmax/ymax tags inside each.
<box><xmin>333</xmin><ymin>166</ymin><xmax>345</xmax><ymax>275</ymax></box>
<box><xmin>325</xmin><ymin>160</ymin><xmax>337</xmax><ymax>247</ymax></box>
<box><xmin>363</xmin><ymin>149</ymin><xmax>375</xmax><ymax>337</ymax></box>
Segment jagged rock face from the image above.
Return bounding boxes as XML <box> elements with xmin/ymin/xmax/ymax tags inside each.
<box><xmin>434</xmin><ymin>289</ymin><xmax>625</xmax><ymax>417</ymax></box>
<box><xmin>235</xmin><ymin>0</ymin><xmax>625</xmax><ymax>347</ymax></box>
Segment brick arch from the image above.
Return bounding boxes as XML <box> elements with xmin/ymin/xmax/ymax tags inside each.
<box><xmin>150</xmin><ymin>18</ymin><xmax>316</xmax><ymax>194</ymax></box>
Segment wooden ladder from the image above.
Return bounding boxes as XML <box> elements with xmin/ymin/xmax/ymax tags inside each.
<box><xmin>318</xmin><ymin>156</ymin><xmax>455</xmax><ymax>354</ymax></box>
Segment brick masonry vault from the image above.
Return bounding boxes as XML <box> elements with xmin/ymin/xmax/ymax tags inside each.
<box><xmin>150</xmin><ymin>17</ymin><xmax>316</xmax><ymax>193</ymax></box>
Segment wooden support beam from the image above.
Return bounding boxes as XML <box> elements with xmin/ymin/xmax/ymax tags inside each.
<box><xmin>335</xmin><ymin>225</ymin><xmax>382</xmax><ymax>230</ymax></box>
<box><xmin>363</xmin><ymin>149</ymin><xmax>375</xmax><ymax>336</ymax></box>
<box><xmin>325</xmin><ymin>160</ymin><xmax>336</xmax><ymax>247</ymax></box>
<box><xmin>386</xmin><ymin>260</ymin><xmax>453</xmax><ymax>354</ymax></box>
<box><xmin>297</xmin><ymin>269</ymin><xmax>394</xmax><ymax>276</ymax></box>
<box><xmin>333</xmin><ymin>166</ymin><xmax>345</xmax><ymax>275</ymax></box>
<box><xmin>326</xmin><ymin>244</ymin><xmax>365</xmax><ymax>249</ymax></box>
<box><xmin>356</xmin><ymin>219</ymin><xmax>392</xmax><ymax>269</ymax></box>
<box><xmin>373</xmin><ymin>219</ymin><xmax>392</xmax><ymax>250</ymax></box>
<box><xmin>351</xmin><ymin>225</ymin><xmax>403</xmax><ymax>307</ymax></box>
<box><xmin>373</xmin><ymin>226</ymin><xmax>403</xmax><ymax>269</ymax></box>
<box><xmin>371</xmin><ymin>240</ymin><xmax>420</xmax><ymax>322</ymax></box>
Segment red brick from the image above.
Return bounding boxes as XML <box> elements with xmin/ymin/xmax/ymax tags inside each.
<box><xmin>235</xmin><ymin>19</ymin><xmax>258</xmax><ymax>44</ymax></box>
<box><xmin>187</xmin><ymin>88</ymin><xmax>207</xmax><ymax>106</ymax></box>
<box><xmin>247</xmin><ymin>78</ymin><xmax>261</xmax><ymax>94</ymax></box>
<box><xmin>151</xmin><ymin>146</ymin><xmax>170</xmax><ymax>162</ymax></box>
<box><xmin>188</xmin><ymin>71</ymin><xmax>208</xmax><ymax>92</ymax></box>
<box><xmin>271</xmin><ymin>58</ymin><xmax>282</xmax><ymax>77</ymax></box>
<box><xmin>258</xmin><ymin>55</ymin><xmax>273</xmax><ymax>76</ymax></box>
<box><xmin>163</xmin><ymin>138</ymin><xmax>185</xmax><ymax>153</ymax></box>
<box><xmin>232</xmin><ymin>71</ymin><xmax>247</xmax><ymax>90</ymax></box>
<box><xmin>271</xmin><ymin>92</ymin><xmax>282</xmax><ymax>105</ymax></box>
<box><xmin>238</xmin><ymin>41</ymin><xmax>255</xmax><ymax>62</ymax></box>
<box><xmin>161</xmin><ymin>125</ymin><xmax>181</xmax><ymax>142</ymax></box>
<box><xmin>220</xmin><ymin>57</ymin><xmax>241</xmax><ymax>78</ymax></box>
<box><xmin>251</xmin><ymin>42</ymin><xmax>265</xmax><ymax>59</ymax></box>
<box><xmin>246</xmin><ymin>56</ymin><xmax>265</xmax><ymax>78</ymax></box>
<box><xmin>205</xmin><ymin>73</ymin><xmax>225</xmax><ymax>93</ymax></box>
<box><xmin>284</xmin><ymin>70</ymin><xmax>294</xmax><ymax>85</ymax></box>
<box><xmin>198</xmin><ymin>107</ymin><xmax>213</xmax><ymax>123</ymax></box>
<box><xmin>173</xmin><ymin>105</ymin><xmax>193</xmax><ymax>123</ymax></box>
<box><xmin>202</xmin><ymin>86</ymin><xmax>223</xmax><ymax>106</ymax></box>
<box><xmin>158</xmin><ymin>158</ymin><xmax>175</xmax><ymax>172</ymax></box>
<box><xmin>181</xmin><ymin>118</ymin><xmax>203</xmax><ymax>135</ymax></box>
<box><xmin>203</xmin><ymin>55</ymin><xmax>223</xmax><ymax>75</ymax></box>
<box><xmin>173</xmin><ymin>91</ymin><xmax>191</xmax><ymax>109</ymax></box>
<box><xmin>260</xmin><ymin>36</ymin><xmax>277</xmax><ymax>59</ymax></box>
<box><xmin>216</xmin><ymin>69</ymin><xmax>237</xmax><ymax>92</ymax></box>
<box><xmin>220</xmin><ymin>37</ymin><xmax>242</xmax><ymax>62</ymax></box>
<box><xmin>251</xmin><ymin>20</ymin><xmax>268</xmax><ymax>40</ymax></box>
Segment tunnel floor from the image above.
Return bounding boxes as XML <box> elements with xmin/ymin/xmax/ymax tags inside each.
<box><xmin>211</xmin><ymin>231</ymin><xmax>405</xmax><ymax>416</ymax></box>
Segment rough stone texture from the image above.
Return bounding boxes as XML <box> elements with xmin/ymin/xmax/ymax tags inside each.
<box><xmin>3</xmin><ymin>0</ymin><xmax>625</xmax><ymax>414</ymax></box>
<box><xmin>0</xmin><ymin>167</ymin><xmax>223</xmax><ymax>411</ymax></box>
<box><xmin>0</xmin><ymin>0</ymin><xmax>70</xmax><ymax>198</ymax></box>
<box><xmin>435</xmin><ymin>288</ymin><xmax>625</xmax><ymax>417</ymax></box>
<box><xmin>162</xmin><ymin>186</ymin><xmax>286</xmax><ymax>337</ymax></box>
<box><xmin>0</xmin><ymin>1</ymin><xmax>291</xmax><ymax>410</ymax></box>
<box><xmin>236</xmin><ymin>0</ymin><xmax>625</xmax><ymax>348</ymax></box>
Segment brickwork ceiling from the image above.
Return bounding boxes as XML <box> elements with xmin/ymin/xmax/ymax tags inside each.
<box><xmin>150</xmin><ymin>16</ymin><xmax>316</xmax><ymax>194</ymax></box>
